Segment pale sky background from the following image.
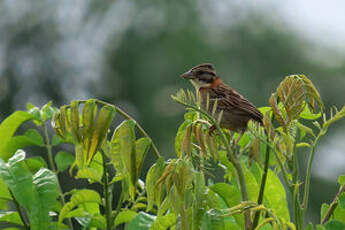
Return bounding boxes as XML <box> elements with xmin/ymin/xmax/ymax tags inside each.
<box><xmin>272</xmin><ymin>0</ymin><xmax>345</xmax><ymax>181</ymax></box>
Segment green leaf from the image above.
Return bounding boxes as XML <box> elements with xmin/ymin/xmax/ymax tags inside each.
<box><xmin>0</xmin><ymin>150</ymin><xmax>34</xmax><ymax>209</ymax></box>
<box><xmin>324</xmin><ymin>220</ymin><xmax>345</xmax><ymax>230</ymax></box>
<box><xmin>135</xmin><ymin>137</ymin><xmax>151</xmax><ymax>177</ymax></box>
<box><xmin>0</xmin><ymin>178</ymin><xmax>11</xmax><ymax>209</ymax></box>
<box><xmin>150</xmin><ymin>213</ymin><xmax>176</xmax><ymax>230</ymax></box>
<box><xmin>86</xmin><ymin>105</ymin><xmax>116</xmax><ymax>165</ymax></box>
<box><xmin>338</xmin><ymin>175</ymin><xmax>345</xmax><ymax>186</ymax></box>
<box><xmin>24</xmin><ymin>129</ymin><xmax>45</xmax><ymax>146</ymax></box>
<box><xmin>300</xmin><ymin>105</ymin><xmax>322</xmax><ymax>120</ymax></box>
<box><xmin>306</xmin><ymin>223</ymin><xmax>313</xmax><ymax>230</ymax></box>
<box><xmin>25</xmin><ymin>156</ymin><xmax>48</xmax><ymax>173</ymax></box>
<box><xmin>210</xmin><ymin>183</ymin><xmax>243</xmax><ymax>228</ymax></box>
<box><xmin>339</xmin><ymin>194</ymin><xmax>345</xmax><ymax>209</ymax></box>
<box><xmin>127</xmin><ymin>212</ymin><xmax>155</xmax><ymax>230</ymax></box>
<box><xmin>76</xmin><ymin>167</ymin><xmax>102</xmax><ymax>183</ymax></box>
<box><xmin>193</xmin><ymin>172</ymin><xmax>207</xmax><ymax>230</ymax></box>
<box><xmin>321</xmin><ymin>203</ymin><xmax>329</xmax><ymax>221</ymax></box>
<box><xmin>0</xmin><ymin>211</ymin><xmax>22</xmax><ymax>226</ymax></box>
<box><xmin>333</xmin><ymin>203</ymin><xmax>345</xmax><ymax>222</ymax></box>
<box><xmin>114</xmin><ymin>210</ymin><xmax>137</xmax><ymax>227</ymax></box>
<box><xmin>28</xmin><ymin>106</ymin><xmax>42</xmax><ymax>125</ymax></box>
<box><xmin>316</xmin><ymin>225</ymin><xmax>327</xmax><ymax>230</ymax></box>
<box><xmin>242</xmin><ymin>163</ymin><xmax>259</xmax><ymax>202</ymax></box>
<box><xmin>263</xmin><ymin>169</ymin><xmax>290</xmax><ymax>221</ymax></box>
<box><xmin>110</xmin><ymin>120</ymin><xmax>137</xmax><ymax>199</ymax></box>
<box><xmin>75</xmin><ymin>214</ymin><xmax>106</xmax><ymax>229</ymax></box>
<box><xmin>58</xmin><ymin>189</ymin><xmax>101</xmax><ymax>226</ymax></box>
<box><xmin>323</xmin><ymin>106</ymin><xmax>345</xmax><ymax>130</ymax></box>
<box><xmin>0</xmin><ymin>151</ymin><xmax>59</xmax><ymax>230</ymax></box>
<box><xmin>41</xmin><ymin>101</ymin><xmax>57</xmax><ymax>122</ymax></box>
<box><xmin>258</xmin><ymin>106</ymin><xmax>272</xmax><ymax>115</ymax></box>
<box><xmin>201</xmin><ymin>209</ymin><xmax>224</xmax><ymax>230</ymax></box>
<box><xmin>0</xmin><ymin>111</ymin><xmax>33</xmax><ymax>160</ymax></box>
<box><xmin>52</xmin><ymin>135</ymin><xmax>63</xmax><ymax>146</ymax></box>
<box><xmin>175</xmin><ymin>120</ymin><xmax>190</xmax><ymax>157</ymax></box>
<box><xmin>30</xmin><ymin>168</ymin><xmax>60</xmax><ymax>230</ymax></box>
<box><xmin>55</xmin><ymin>151</ymin><xmax>75</xmax><ymax>172</ymax></box>
<box><xmin>88</xmin><ymin>152</ymin><xmax>103</xmax><ymax>181</ymax></box>
<box><xmin>146</xmin><ymin>158</ymin><xmax>166</xmax><ymax>211</ymax></box>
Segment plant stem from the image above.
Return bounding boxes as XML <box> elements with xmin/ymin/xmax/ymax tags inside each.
<box><xmin>79</xmin><ymin>99</ymin><xmax>161</xmax><ymax>159</ymax></box>
<box><xmin>251</xmin><ymin>114</ymin><xmax>275</xmax><ymax>229</ymax></box>
<box><xmin>302</xmin><ymin>139</ymin><xmax>319</xmax><ymax>210</ymax></box>
<box><xmin>9</xmin><ymin>190</ymin><xmax>29</xmax><ymax>230</ymax></box>
<box><xmin>251</xmin><ymin>138</ymin><xmax>270</xmax><ymax>229</ymax></box>
<box><xmin>43</xmin><ymin>124</ymin><xmax>74</xmax><ymax>230</ymax></box>
<box><xmin>101</xmin><ymin>149</ymin><xmax>113</xmax><ymax>230</ymax></box>
<box><xmin>44</xmin><ymin>125</ymin><xmax>57</xmax><ymax>172</ymax></box>
<box><xmin>321</xmin><ymin>183</ymin><xmax>345</xmax><ymax>224</ymax></box>
<box><xmin>112</xmin><ymin>189</ymin><xmax>124</xmax><ymax>222</ymax></box>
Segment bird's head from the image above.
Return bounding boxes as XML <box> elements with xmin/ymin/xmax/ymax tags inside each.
<box><xmin>180</xmin><ymin>63</ymin><xmax>221</xmax><ymax>89</ymax></box>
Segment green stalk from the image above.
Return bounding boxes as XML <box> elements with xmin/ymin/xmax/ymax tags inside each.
<box><xmin>251</xmin><ymin>139</ymin><xmax>270</xmax><ymax>229</ymax></box>
<box><xmin>251</xmin><ymin>114</ymin><xmax>275</xmax><ymax>229</ymax></box>
<box><xmin>302</xmin><ymin>139</ymin><xmax>319</xmax><ymax>210</ymax></box>
<box><xmin>43</xmin><ymin>124</ymin><xmax>74</xmax><ymax>230</ymax></box>
<box><xmin>291</xmin><ymin>140</ymin><xmax>304</xmax><ymax>229</ymax></box>
<box><xmin>101</xmin><ymin>149</ymin><xmax>113</xmax><ymax>230</ymax></box>
<box><xmin>112</xmin><ymin>189</ymin><xmax>124</xmax><ymax>222</ymax></box>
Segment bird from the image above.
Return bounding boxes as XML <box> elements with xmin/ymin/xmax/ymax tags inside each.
<box><xmin>180</xmin><ymin>63</ymin><xmax>263</xmax><ymax>135</ymax></box>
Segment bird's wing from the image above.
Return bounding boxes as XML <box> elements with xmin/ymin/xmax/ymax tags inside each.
<box><xmin>208</xmin><ymin>85</ymin><xmax>263</xmax><ymax>123</ymax></box>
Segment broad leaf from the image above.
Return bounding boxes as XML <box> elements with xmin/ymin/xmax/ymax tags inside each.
<box><xmin>58</xmin><ymin>189</ymin><xmax>101</xmax><ymax>228</ymax></box>
<box><xmin>25</xmin><ymin>156</ymin><xmax>48</xmax><ymax>173</ymax></box>
<box><xmin>55</xmin><ymin>151</ymin><xmax>75</xmax><ymax>172</ymax></box>
<box><xmin>210</xmin><ymin>183</ymin><xmax>243</xmax><ymax>228</ymax></box>
<box><xmin>110</xmin><ymin>120</ymin><xmax>137</xmax><ymax>199</ymax></box>
<box><xmin>150</xmin><ymin>213</ymin><xmax>176</xmax><ymax>230</ymax></box>
<box><xmin>135</xmin><ymin>138</ymin><xmax>151</xmax><ymax>177</ymax></box>
<box><xmin>0</xmin><ymin>151</ymin><xmax>59</xmax><ymax>230</ymax></box>
<box><xmin>201</xmin><ymin>209</ymin><xmax>224</xmax><ymax>230</ymax></box>
<box><xmin>324</xmin><ymin>220</ymin><xmax>345</xmax><ymax>230</ymax></box>
<box><xmin>338</xmin><ymin>175</ymin><xmax>345</xmax><ymax>186</ymax></box>
<box><xmin>114</xmin><ymin>210</ymin><xmax>137</xmax><ymax>227</ymax></box>
<box><xmin>263</xmin><ymin>169</ymin><xmax>290</xmax><ymax>221</ymax></box>
<box><xmin>146</xmin><ymin>157</ymin><xmax>166</xmax><ymax>211</ymax></box>
<box><xmin>0</xmin><ymin>211</ymin><xmax>22</xmax><ymax>226</ymax></box>
<box><xmin>0</xmin><ymin>111</ymin><xmax>33</xmax><ymax>160</ymax></box>
<box><xmin>127</xmin><ymin>212</ymin><xmax>155</xmax><ymax>230</ymax></box>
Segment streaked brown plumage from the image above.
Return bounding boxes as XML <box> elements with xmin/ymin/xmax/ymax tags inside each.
<box><xmin>180</xmin><ymin>63</ymin><xmax>263</xmax><ymax>132</ymax></box>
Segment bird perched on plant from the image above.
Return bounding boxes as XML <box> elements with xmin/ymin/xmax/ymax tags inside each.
<box><xmin>180</xmin><ymin>63</ymin><xmax>263</xmax><ymax>134</ymax></box>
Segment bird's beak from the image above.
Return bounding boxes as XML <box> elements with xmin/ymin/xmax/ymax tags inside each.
<box><xmin>180</xmin><ymin>71</ymin><xmax>195</xmax><ymax>79</ymax></box>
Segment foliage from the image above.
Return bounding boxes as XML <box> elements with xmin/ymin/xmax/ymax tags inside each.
<box><xmin>0</xmin><ymin>75</ymin><xmax>345</xmax><ymax>230</ymax></box>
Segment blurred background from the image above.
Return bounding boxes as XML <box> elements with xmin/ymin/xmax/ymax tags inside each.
<box><xmin>1</xmin><ymin>0</ymin><xmax>345</xmax><ymax>224</ymax></box>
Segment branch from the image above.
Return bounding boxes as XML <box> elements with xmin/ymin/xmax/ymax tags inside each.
<box><xmin>321</xmin><ymin>183</ymin><xmax>345</xmax><ymax>224</ymax></box>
